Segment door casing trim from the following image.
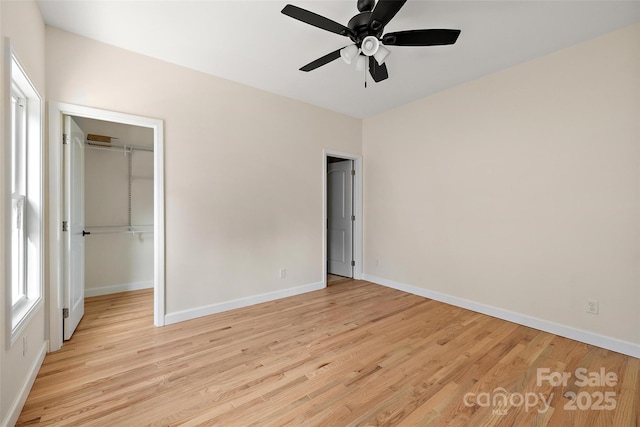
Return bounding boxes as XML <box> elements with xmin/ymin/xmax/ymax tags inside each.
<box><xmin>48</xmin><ymin>102</ymin><xmax>165</xmax><ymax>351</ymax></box>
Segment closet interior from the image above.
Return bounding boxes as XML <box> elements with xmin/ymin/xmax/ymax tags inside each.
<box><xmin>74</xmin><ymin>117</ymin><xmax>154</xmax><ymax>297</ymax></box>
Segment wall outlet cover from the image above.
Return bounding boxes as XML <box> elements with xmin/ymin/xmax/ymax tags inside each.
<box><xmin>586</xmin><ymin>300</ymin><xmax>599</xmax><ymax>315</ymax></box>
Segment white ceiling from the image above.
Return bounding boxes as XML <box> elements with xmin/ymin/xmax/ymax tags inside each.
<box><xmin>38</xmin><ymin>1</ymin><xmax>640</xmax><ymax>118</ymax></box>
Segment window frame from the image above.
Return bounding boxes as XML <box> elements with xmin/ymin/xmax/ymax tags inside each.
<box><xmin>5</xmin><ymin>41</ymin><xmax>44</xmax><ymax>346</ymax></box>
<box><xmin>11</xmin><ymin>83</ymin><xmax>27</xmax><ymax>310</ymax></box>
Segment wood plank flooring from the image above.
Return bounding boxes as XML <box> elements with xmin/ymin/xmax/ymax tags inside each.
<box><xmin>327</xmin><ymin>274</ymin><xmax>352</xmax><ymax>285</ymax></box>
<box><xmin>17</xmin><ymin>280</ymin><xmax>640</xmax><ymax>426</ymax></box>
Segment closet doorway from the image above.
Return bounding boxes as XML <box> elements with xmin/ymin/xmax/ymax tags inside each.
<box><xmin>49</xmin><ymin>103</ymin><xmax>165</xmax><ymax>351</ymax></box>
<box><xmin>327</xmin><ymin>156</ymin><xmax>354</xmax><ymax>280</ymax></box>
<box><xmin>75</xmin><ymin>117</ymin><xmax>155</xmax><ymax>298</ymax></box>
<box><xmin>323</xmin><ymin>150</ymin><xmax>363</xmax><ymax>286</ymax></box>
<box><xmin>62</xmin><ymin>116</ymin><xmax>156</xmax><ymax>339</ymax></box>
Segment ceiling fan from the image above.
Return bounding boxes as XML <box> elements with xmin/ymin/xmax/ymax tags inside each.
<box><xmin>281</xmin><ymin>0</ymin><xmax>461</xmax><ymax>83</ymax></box>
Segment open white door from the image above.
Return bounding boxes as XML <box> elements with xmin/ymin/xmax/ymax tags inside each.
<box><xmin>327</xmin><ymin>159</ymin><xmax>354</xmax><ymax>277</ymax></box>
<box><xmin>63</xmin><ymin>116</ymin><xmax>85</xmax><ymax>340</ymax></box>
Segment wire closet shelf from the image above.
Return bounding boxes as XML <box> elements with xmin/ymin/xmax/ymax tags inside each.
<box><xmin>84</xmin><ymin>138</ymin><xmax>154</xmax><ymax>237</ymax></box>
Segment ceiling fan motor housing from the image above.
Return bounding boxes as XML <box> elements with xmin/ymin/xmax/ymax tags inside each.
<box><xmin>347</xmin><ymin>12</ymin><xmax>384</xmax><ymax>47</ymax></box>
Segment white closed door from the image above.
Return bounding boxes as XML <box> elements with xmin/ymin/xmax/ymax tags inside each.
<box><xmin>63</xmin><ymin>116</ymin><xmax>85</xmax><ymax>340</ymax></box>
<box><xmin>327</xmin><ymin>159</ymin><xmax>353</xmax><ymax>277</ymax></box>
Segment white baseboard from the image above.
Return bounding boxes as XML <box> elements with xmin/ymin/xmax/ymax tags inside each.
<box><xmin>85</xmin><ymin>281</ymin><xmax>154</xmax><ymax>297</ymax></box>
<box><xmin>3</xmin><ymin>341</ymin><xmax>48</xmax><ymax>427</ymax></box>
<box><xmin>165</xmin><ymin>281</ymin><xmax>326</xmax><ymax>325</ymax></box>
<box><xmin>362</xmin><ymin>274</ymin><xmax>640</xmax><ymax>359</ymax></box>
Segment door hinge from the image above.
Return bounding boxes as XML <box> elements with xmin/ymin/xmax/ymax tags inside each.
<box><xmin>63</xmin><ymin>133</ymin><xmax>69</xmax><ymax>145</ymax></box>
<box><xmin>63</xmin><ymin>308</ymin><xmax>69</xmax><ymax>319</ymax></box>
<box><xmin>62</xmin><ymin>221</ymin><xmax>68</xmax><ymax>232</ymax></box>
<box><xmin>351</xmin><ymin>169</ymin><xmax>355</xmax><ymax>176</ymax></box>
<box><xmin>351</xmin><ymin>215</ymin><xmax>355</xmax><ymax>221</ymax></box>
<box><xmin>351</xmin><ymin>260</ymin><xmax>355</xmax><ymax>267</ymax></box>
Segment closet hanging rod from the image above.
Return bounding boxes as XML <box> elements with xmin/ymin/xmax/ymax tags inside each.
<box><xmin>84</xmin><ymin>225</ymin><xmax>154</xmax><ymax>236</ymax></box>
<box><xmin>84</xmin><ymin>229</ymin><xmax>154</xmax><ymax>236</ymax></box>
<box><xmin>85</xmin><ymin>225</ymin><xmax>153</xmax><ymax>230</ymax></box>
<box><xmin>85</xmin><ymin>142</ymin><xmax>154</xmax><ymax>153</ymax></box>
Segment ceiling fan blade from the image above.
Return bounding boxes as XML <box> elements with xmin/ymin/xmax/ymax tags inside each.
<box><xmin>282</xmin><ymin>4</ymin><xmax>353</xmax><ymax>37</ymax></box>
<box><xmin>369</xmin><ymin>56</ymin><xmax>389</xmax><ymax>83</ymax></box>
<box><xmin>300</xmin><ymin>49</ymin><xmax>342</xmax><ymax>72</ymax></box>
<box><xmin>368</xmin><ymin>0</ymin><xmax>407</xmax><ymax>32</ymax></box>
<box><xmin>382</xmin><ymin>29</ymin><xmax>461</xmax><ymax>46</ymax></box>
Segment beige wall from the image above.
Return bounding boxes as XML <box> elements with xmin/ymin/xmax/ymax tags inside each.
<box><xmin>363</xmin><ymin>23</ymin><xmax>640</xmax><ymax>346</ymax></box>
<box><xmin>0</xmin><ymin>1</ymin><xmax>47</xmax><ymax>425</ymax></box>
<box><xmin>46</xmin><ymin>27</ymin><xmax>363</xmax><ymax>315</ymax></box>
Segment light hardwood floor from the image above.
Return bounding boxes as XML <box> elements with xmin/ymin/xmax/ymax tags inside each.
<box><xmin>327</xmin><ymin>274</ymin><xmax>352</xmax><ymax>285</ymax></box>
<box><xmin>18</xmin><ymin>280</ymin><xmax>640</xmax><ymax>426</ymax></box>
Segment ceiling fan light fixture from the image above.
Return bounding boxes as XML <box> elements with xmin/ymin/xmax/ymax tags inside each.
<box><xmin>354</xmin><ymin>54</ymin><xmax>366</xmax><ymax>71</ymax></box>
<box><xmin>360</xmin><ymin>35</ymin><xmax>380</xmax><ymax>56</ymax></box>
<box><xmin>373</xmin><ymin>45</ymin><xmax>390</xmax><ymax>65</ymax></box>
<box><xmin>340</xmin><ymin>44</ymin><xmax>360</xmax><ymax>64</ymax></box>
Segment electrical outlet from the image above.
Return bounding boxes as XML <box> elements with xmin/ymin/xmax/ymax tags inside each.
<box><xmin>586</xmin><ymin>300</ymin><xmax>599</xmax><ymax>315</ymax></box>
<box><xmin>279</xmin><ymin>268</ymin><xmax>286</xmax><ymax>279</ymax></box>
